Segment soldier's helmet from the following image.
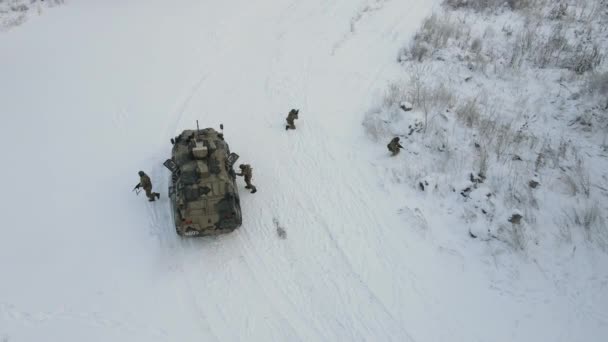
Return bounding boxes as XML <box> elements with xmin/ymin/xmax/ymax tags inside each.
<box><xmin>239</xmin><ymin>164</ymin><xmax>245</xmax><ymax>169</ymax></box>
<box><xmin>138</xmin><ymin>171</ymin><xmax>145</xmax><ymax>176</ymax></box>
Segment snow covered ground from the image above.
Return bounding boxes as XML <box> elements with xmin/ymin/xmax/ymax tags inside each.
<box><xmin>1</xmin><ymin>0</ymin><xmax>607</xmax><ymax>341</ymax></box>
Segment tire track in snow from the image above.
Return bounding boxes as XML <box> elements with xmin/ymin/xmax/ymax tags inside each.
<box><xmin>269</xmin><ymin>121</ymin><xmax>415</xmax><ymax>340</ymax></box>
<box><xmin>255</xmin><ymin>4</ymin><xmax>417</xmax><ymax>333</ymax></box>
<box><xmin>225</xmin><ymin>235</ymin><xmax>307</xmax><ymax>342</ymax></box>
<box><xmin>0</xmin><ymin>301</ymin><xmax>168</xmax><ymax>339</ymax></box>
<box><xmin>163</xmin><ymin>71</ymin><xmax>211</xmax><ymax>139</ymax></box>
<box><xmin>144</xmin><ymin>164</ymin><xmax>221</xmax><ymax>342</ymax></box>
<box><xmin>235</xmin><ymin>215</ymin><xmax>329</xmax><ymax>342</ymax></box>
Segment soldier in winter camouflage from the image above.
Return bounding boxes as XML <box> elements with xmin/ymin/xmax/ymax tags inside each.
<box><xmin>285</xmin><ymin>109</ymin><xmax>299</xmax><ymax>130</ymax></box>
<box><xmin>387</xmin><ymin>137</ymin><xmax>404</xmax><ymax>156</ymax></box>
<box><xmin>136</xmin><ymin>171</ymin><xmax>160</xmax><ymax>201</ymax></box>
<box><xmin>237</xmin><ymin>164</ymin><xmax>257</xmax><ymax>193</ymax></box>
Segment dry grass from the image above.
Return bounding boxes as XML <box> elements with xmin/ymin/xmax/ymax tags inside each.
<box><xmin>444</xmin><ymin>0</ymin><xmax>538</xmax><ymax>12</ymax></box>
<box><xmin>404</xmin><ymin>13</ymin><xmax>469</xmax><ymax>62</ymax></box>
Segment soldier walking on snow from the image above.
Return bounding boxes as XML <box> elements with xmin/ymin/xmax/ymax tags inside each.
<box><xmin>285</xmin><ymin>109</ymin><xmax>299</xmax><ymax>130</ymax></box>
<box><xmin>134</xmin><ymin>171</ymin><xmax>160</xmax><ymax>202</ymax></box>
<box><xmin>387</xmin><ymin>137</ymin><xmax>404</xmax><ymax>156</ymax></box>
<box><xmin>237</xmin><ymin>164</ymin><xmax>257</xmax><ymax>193</ymax></box>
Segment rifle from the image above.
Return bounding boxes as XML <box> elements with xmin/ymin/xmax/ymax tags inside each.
<box><xmin>132</xmin><ymin>183</ymin><xmax>141</xmax><ymax>195</ymax></box>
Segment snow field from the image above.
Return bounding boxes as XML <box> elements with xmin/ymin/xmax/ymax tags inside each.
<box><xmin>1</xmin><ymin>0</ymin><xmax>607</xmax><ymax>341</ymax></box>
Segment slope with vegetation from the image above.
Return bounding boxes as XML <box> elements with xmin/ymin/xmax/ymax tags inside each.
<box><xmin>366</xmin><ymin>0</ymin><xmax>608</xmax><ymax>254</ymax></box>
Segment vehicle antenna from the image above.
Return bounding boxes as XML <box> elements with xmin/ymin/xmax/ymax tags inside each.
<box><xmin>196</xmin><ymin>120</ymin><xmax>200</xmax><ymax>133</ymax></box>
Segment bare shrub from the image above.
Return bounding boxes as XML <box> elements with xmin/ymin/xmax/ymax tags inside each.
<box><xmin>509</xmin><ymin>25</ymin><xmax>535</xmax><ymax>68</ymax></box>
<box><xmin>575</xmin><ymin>203</ymin><xmax>600</xmax><ymax>230</ymax></box>
<box><xmin>10</xmin><ymin>4</ymin><xmax>28</xmax><ymax>12</ymax></box>
<box><xmin>534</xmin><ymin>23</ymin><xmax>569</xmax><ymax>68</ymax></box>
<box><xmin>471</xmin><ymin>37</ymin><xmax>483</xmax><ymax>54</ymax></box>
<box><xmin>407</xmin><ymin>67</ymin><xmax>455</xmax><ymax>110</ymax></box>
<box><xmin>539</xmin><ymin>138</ymin><xmax>572</xmax><ymax>170</ymax></box>
<box><xmin>586</xmin><ymin>71</ymin><xmax>608</xmax><ymax>96</ymax></box>
<box><xmin>443</xmin><ymin>0</ymin><xmax>470</xmax><ymax>8</ymax></box>
<box><xmin>505</xmin><ymin>14</ymin><xmax>603</xmax><ymax>74</ymax></box>
<box><xmin>558</xmin><ymin>138</ymin><xmax>569</xmax><ymax>160</ymax></box>
<box><xmin>506</xmin><ymin>0</ymin><xmax>536</xmax><ymax>10</ymax></box>
<box><xmin>478</xmin><ymin>147</ymin><xmax>489</xmax><ymax>178</ymax></box>
<box><xmin>575</xmin><ymin>0</ymin><xmax>602</xmax><ymax>22</ymax></box>
<box><xmin>410</xmin><ymin>41</ymin><xmax>431</xmax><ymax>62</ymax></box>
<box><xmin>444</xmin><ymin>0</ymin><xmax>535</xmax><ymax>12</ymax></box>
<box><xmin>494</xmin><ymin>220</ymin><xmax>528</xmax><ymax>251</ymax></box>
<box><xmin>405</xmin><ymin>68</ymin><xmax>455</xmax><ymax>133</ymax></box>
<box><xmin>545</xmin><ymin>29</ymin><xmax>603</xmax><ymax>74</ymax></box>
<box><xmin>547</xmin><ymin>1</ymin><xmax>569</xmax><ymax>20</ymax></box>
<box><xmin>455</xmin><ymin>98</ymin><xmax>481</xmax><ymax>127</ymax></box>
<box><xmin>417</xmin><ymin>83</ymin><xmax>455</xmax><ymax>111</ymax></box>
<box><xmin>557</xmin><ymin>220</ymin><xmax>573</xmax><ymax>244</ymax></box>
<box><xmin>382</xmin><ymin>82</ymin><xmax>408</xmax><ymax>108</ymax></box>
<box><xmin>406</xmin><ymin>13</ymin><xmax>468</xmax><ymax>62</ymax></box>
<box><xmin>569</xmin><ymin>202</ymin><xmax>607</xmax><ymax>251</ymax></box>
<box><xmin>586</xmin><ymin>71</ymin><xmax>608</xmax><ymax>109</ymax></box>
<box><xmin>573</xmin><ymin>153</ymin><xmax>591</xmax><ymax>198</ymax></box>
<box><xmin>511</xmin><ymin>221</ymin><xmax>527</xmax><ymax>251</ymax></box>
<box><xmin>493</xmin><ymin>122</ymin><xmax>517</xmax><ymax>160</ymax></box>
<box><xmin>478</xmin><ymin>116</ymin><xmax>499</xmax><ymax>147</ymax></box>
<box><xmin>569</xmin><ymin>42</ymin><xmax>602</xmax><ymax>74</ymax></box>
<box><xmin>562</xmin><ymin>173</ymin><xmax>580</xmax><ymax>196</ymax></box>
<box><xmin>557</xmin><ymin>146</ymin><xmax>591</xmax><ymax>197</ymax></box>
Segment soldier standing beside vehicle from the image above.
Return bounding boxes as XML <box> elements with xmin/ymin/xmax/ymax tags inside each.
<box><xmin>387</xmin><ymin>137</ymin><xmax>404</xmax><ymax>156</ymax></box>
<box><xmin>134</xmin><ymin>171</ymin><xmax>160</xmax><ymax>202</ymax></box>
<box><xmin>285</xmin><ymin>109</ymin><xmax>299</xmax><ymax>130</ymax></box>
<box><xmin>237</xmin><ymin>164</ymin><xmax>257</xmax><ymax>193</ymax></box>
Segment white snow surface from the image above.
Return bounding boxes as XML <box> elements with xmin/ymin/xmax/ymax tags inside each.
<box><xmin>1</xmin><ymin>1</ymin><xmax>607</xmax><ymax>341</ymax></box>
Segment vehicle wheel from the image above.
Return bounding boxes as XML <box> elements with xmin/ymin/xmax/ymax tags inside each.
<box><xmin>235</xmin><ymin>208</ymin><xmax>243</xmax><ymax>227</ymax></box>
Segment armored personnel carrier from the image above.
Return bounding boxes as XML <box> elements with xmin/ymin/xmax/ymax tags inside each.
<box><xmin>163</xmin><ymin>126</ymin><xmax>242</xmax><ymax>237</ymax></box>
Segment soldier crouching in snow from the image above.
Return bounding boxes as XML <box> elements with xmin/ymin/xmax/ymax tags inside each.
<box><xmin>285</xmin><ymin>109</ymin><xmax>299</xmax><ymax>130</ymax></box>
<box><xmin>387</xmin><ymin>137</ymin><xmax>404</xmax><ymax>156</ymax></box>
<box><xmin>135</xmin><ymin>171</ymin><xmax>160</xmax><ymax>202</ymax></box>
<box><xmin>237</xmin><ymin>164</ymin><xmax>257</xmax><ymax>193</ymax></box>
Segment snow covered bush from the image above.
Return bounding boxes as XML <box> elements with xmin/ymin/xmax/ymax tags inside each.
<box><xmin>444</xmin><ymin>0</ymin><xmax>535</xmax><ymax>12</ymax></box>
<box><xmin>507</xmin><ymin>20</ymin><xmax>604</xmax><ymax>73</ymax></box>
<box><xmin>547</xmin><ymin>1</ymin><xmax>569</xmax><ymax>20</ymax></box>
<box><xmin>0</xmin><ymin>0</ymin><xmax>63</xmax><ymax>31</ymax></box>
<box><xmin>455</xmin><ymin>98</ymin><xmax>481</xmax><ymax>127</ymax></box>
<box><xmin>470</xmin><ymin>37</ymin><xmax>483</xmax><ymax>53</ymax></box>
<box><xmin>364</xmin><ymin>66</ymin><xmax>455</xmax><ymax>139</ymax></box>
<box><xmin>586</xmin><ymin>71</ymin><xmax>608</xmax><ymax>109</ymax></box>
<box><xmin>568</xmin><ymin>41</ymin><xmax>603</xmax><ymax>74</ymax></box>
<box><xmin>566</xmin><ymin>200</ymin><xmax>608</xmax><ymax>251</ymax></box>
<box><xmin>401</xmin><ymin>13</ymin><xmax>469</xmax><ymax>62</ymax></box>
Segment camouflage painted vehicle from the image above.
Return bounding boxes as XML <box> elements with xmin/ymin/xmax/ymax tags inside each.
<box><xmin>163</xmin><ymin>126</ymin><xmax>242</xmax><ymax>237</ymax></box>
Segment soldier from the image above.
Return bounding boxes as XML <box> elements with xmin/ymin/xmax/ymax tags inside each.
<box><xmin>237</xmin><ymin>164</ymin><xmax>257</xmax><ymax>193</ymax></box>
<box><xmin>387</xmin><ymin>137</ymin><xmax>404</xmax><ymax>156</ymax></box>
<box><xmin>285</xmin><ymin>109</ymin><xmax>299</xmax><ymax>130</ymax></box>
<box><xmin>135</xmin><ymin>171</ymin><xmax>160</xmax><ymax>202</ymax></box>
